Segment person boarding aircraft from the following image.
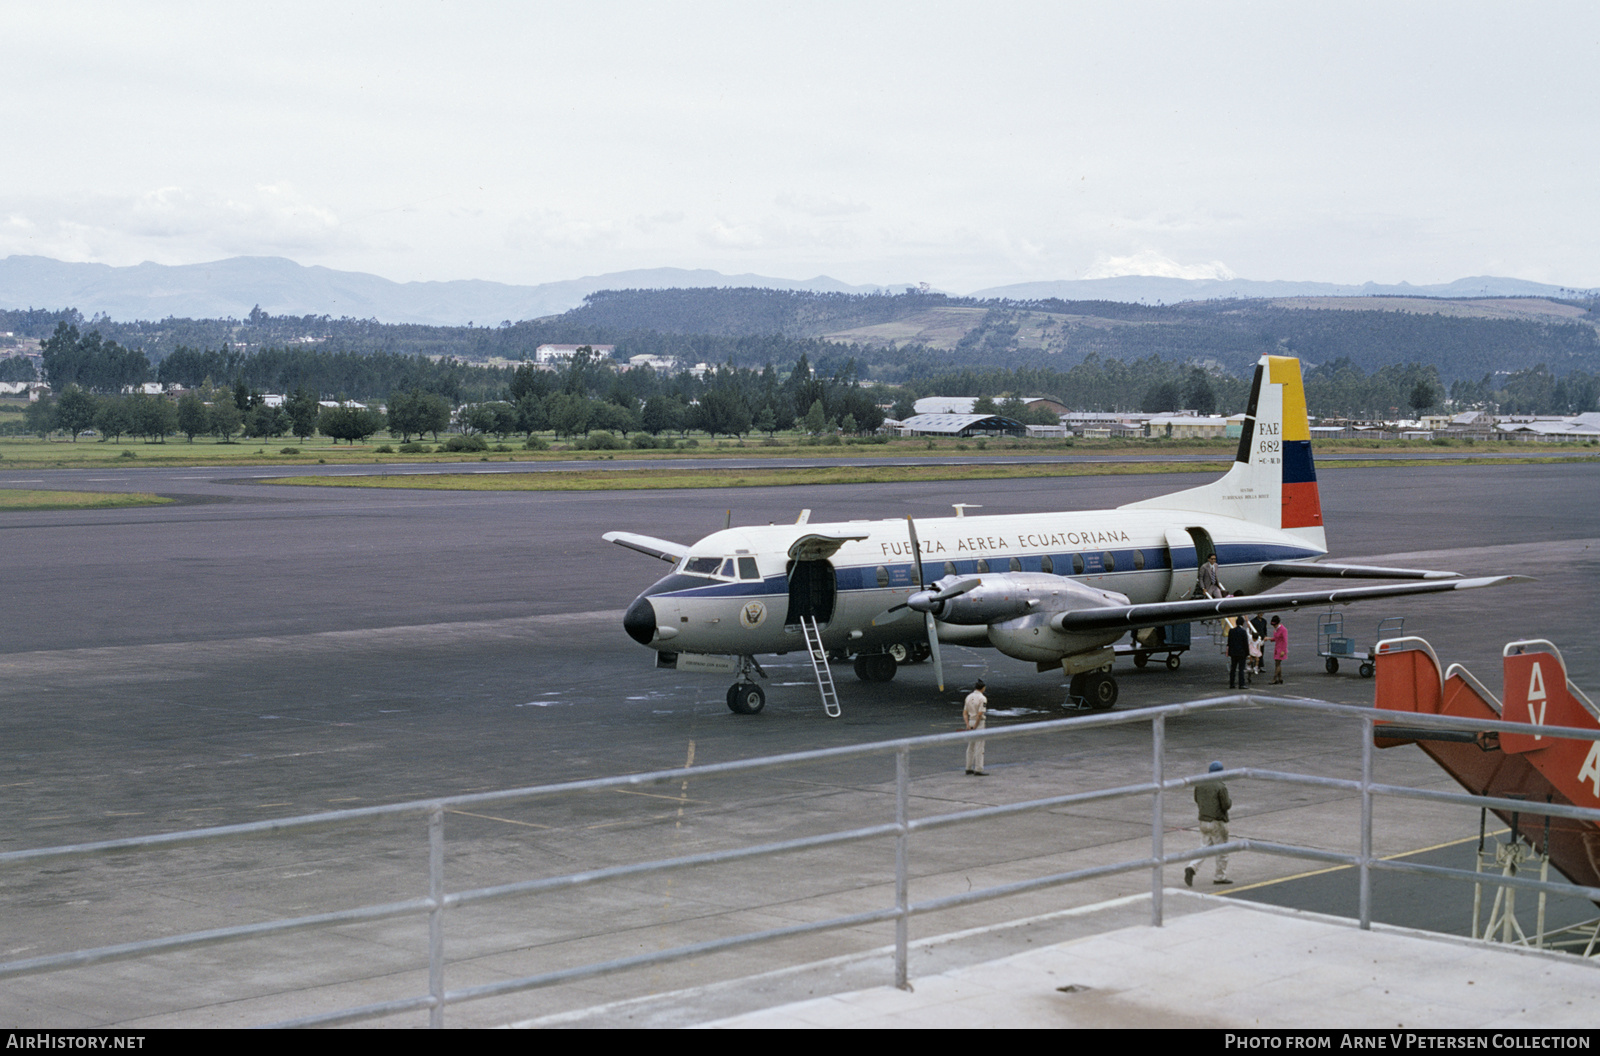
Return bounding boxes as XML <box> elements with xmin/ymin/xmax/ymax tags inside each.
<box><xmin>604</xmin><ymin>355</ymin><xmax>1525</xmax><ymax>716</ymax></box>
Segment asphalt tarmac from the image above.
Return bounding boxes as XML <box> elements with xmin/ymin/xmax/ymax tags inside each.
<box><xmin>2</xmin><ymin>456</ymin><xmax>1596</xmax><ymax>1025</ymax></box>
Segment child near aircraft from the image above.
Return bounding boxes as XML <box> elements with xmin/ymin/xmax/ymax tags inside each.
<box><xmin>1247</xmin><ymin>614</ymin><xmax>1267</xmax><ymax>677</ymax></box>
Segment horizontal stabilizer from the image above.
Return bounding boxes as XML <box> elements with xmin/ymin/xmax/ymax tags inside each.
<box><xmin>1054</xmin><ymin>576</ymin><xmax>1532</xmax><ymax>634</ymax></box>
<box><xmin>601</xmin><ymin>531</ymin><xmax>689</xmax><ymax>563</ymax></box>
<box><xmin>1262</xmin><ymin>561</ymin><xmax>1461</xmax><ymax>581</ymax></box>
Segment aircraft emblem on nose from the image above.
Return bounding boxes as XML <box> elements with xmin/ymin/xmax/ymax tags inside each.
<box><xmin>742</xmin><ymin>602</ymin><xmax>767</xmax><ymax>628</ymax></box>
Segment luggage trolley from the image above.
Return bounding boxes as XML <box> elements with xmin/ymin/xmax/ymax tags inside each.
<box><xmin>1114</xmin><ymin>622</ymin><xmax>1192</xmax><ymax>671</ymax></box>
<box><xmin>1317</xmin><ymin>611</ymin><xmax>1404</xmax><ymax>677</ymax></box>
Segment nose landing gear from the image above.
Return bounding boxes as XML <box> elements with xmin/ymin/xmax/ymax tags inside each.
<box><xmin>726</xmin><ymin>656</ymin><xmax>769</xmax><ymax>714</ymax></box>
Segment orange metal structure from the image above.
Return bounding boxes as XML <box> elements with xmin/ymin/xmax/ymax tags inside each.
<box><xmin>1374</xmin><ymin>637</ymin><xmax>1600</xmax><ymax>900</ymax></box>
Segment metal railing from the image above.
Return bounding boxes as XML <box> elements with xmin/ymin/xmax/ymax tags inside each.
<box><xmin>5</xmin><ymin>692</ymin><xmax>1600</xmax><ymax>1028</ymax></box>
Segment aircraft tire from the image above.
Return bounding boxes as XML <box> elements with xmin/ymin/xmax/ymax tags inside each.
<box><xmin>854</xmin><ymin>653</ymin><xmax>897</xmax><ymax>682</ymax></box>
<box><xmin>1085</xmin><ymin>671</ymin><xmax>1118</xmax><ymax>710</ymax></box>
<box><xmin>727</xmin><ymin>682</ymin><xmax>766</xmax><ymax>714</ymax></box>
<box><xmin>887</xmin><ymin>643</ymin><xmax>910</xmax><ymax>664</ymax></box>
<box><xmin>911</xmin><ymin>642</ymin><xmax>931</xmax><ymax>663</ymax></box>
<box><xmin>1325</xmin><ymin>657</ymin><xmax>1340</xmax><ymax>675</ymax></box>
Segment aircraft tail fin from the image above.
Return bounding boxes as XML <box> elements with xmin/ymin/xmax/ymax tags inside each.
<box><xmin>1121</xmin><ymin>355</ymin><xmax>1326</xmax><ymax>549</ymax></box>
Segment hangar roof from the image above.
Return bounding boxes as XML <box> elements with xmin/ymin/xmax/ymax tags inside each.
<box><xmin>899</xmin><ymin>413</ymin><xmax>1025</xmax><ymax>436</ymax></box>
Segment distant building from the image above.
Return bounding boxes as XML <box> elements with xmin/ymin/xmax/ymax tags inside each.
<box><xmin>535</xmin><ymin>344</ymin><xmax>616</xmax><ymax>365</ymax></box>
<box><xmin>897</xmin><ymin>413</ymin><xmax>1026</xmax><ymax>438</ymax></box>
<box><xmin>1497</xmin><ymin>413</ymin><xmax>1600</xmax><ymax>441</ymax></box>
<box><xmin>1145</xmin><ymin>414</ymin><xmax>1230</xmax><ymax>439</ymax></box>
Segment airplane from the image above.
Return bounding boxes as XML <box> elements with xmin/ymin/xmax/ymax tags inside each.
<box><xmin>604</xmin><ymin>354</ymin><xmax>1526</xmax><ymax>716</ymax></box>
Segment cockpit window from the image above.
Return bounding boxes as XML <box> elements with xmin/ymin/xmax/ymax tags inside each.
<box><xmin>738</xmin><ymin>557</ymin><xmax>760</xmax><ymax>580</ymax></box>
<box><xmin>682</xmin><ymin>557</ymin><xmax>723</xmax><ymax>576</ymax></box>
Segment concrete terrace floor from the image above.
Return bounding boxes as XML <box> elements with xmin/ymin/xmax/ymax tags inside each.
<box><xmin>520</xmin><ymin>894</ymin><xmax>1600</xmax><ymax>1030</ymax></box>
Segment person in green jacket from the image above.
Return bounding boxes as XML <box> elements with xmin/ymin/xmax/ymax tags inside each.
<box><xmin>1184</xmin><ymin>761</ymin><xmax>1233</xmax><ymax>887</ymax></box>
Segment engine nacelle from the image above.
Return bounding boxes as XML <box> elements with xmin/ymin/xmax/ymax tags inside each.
<box><xmin>986</xmin><ymin>612</ymin><xmax>1126</xmax><ymax>664</ymax></box>
<box><xmin>908</xmin><ymin>572</ymin><xmax>1135</xmax><ymax>663</ymax></box>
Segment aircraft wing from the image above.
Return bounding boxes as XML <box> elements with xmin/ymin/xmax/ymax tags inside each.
<box><xmin>1053</xmin><ymin>576</ymin><xmax>1532</xmax><ymax>633</ymax></box>
<box><xmin>602</xmin><ymin>531</ymin><xmax>689</xmax><ymax>563</ymax></box>
<box><xmin>1261</xmin><ymin>561</ymin><xmax>1462</xmax><ymax>580</ymax></box>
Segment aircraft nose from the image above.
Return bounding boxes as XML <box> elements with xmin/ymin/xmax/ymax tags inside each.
<box><xmin>623</xmin><ymin>596</ymin><xmax>657</xmax><ymax>645</ymax></box>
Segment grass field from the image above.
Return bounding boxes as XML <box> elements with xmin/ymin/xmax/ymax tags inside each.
<box><xmin>0</xmin><ymin>489</ymin><xmax>174</xmax><ymax>511</ymax></box>
<box><xmin>0</xmin><ymin>431</ymin><xmax>1592</xmax><ymax>472</ymax></box>
<box><xmin>263</xmin><ymin>453</ymin><xmax>1595</xmax><ymax>492</ymax></box>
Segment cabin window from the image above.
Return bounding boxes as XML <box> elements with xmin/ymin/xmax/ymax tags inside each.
<box><xmin>1102</xmin><ymin>552</ymin><xmax>1116</xmax><ymax>573</ymax></box>
<box><xmin>875</xmin><ymin>566</ymin><xmax>890</xmax><ymax>587</ymax></box>
<box><xmin>1072</xmin><ymin>554</ymin><xmax>1085</xmax><ymax>575</ymax></box>
<box><xmin>1008</xmin><ymin>557</ymin><xmax>1021</xmax><ymax>572</ymax></box>
<box><xmin>1040</xmin><ymin>555</ymin><xmax>1054</xmax><ymax>574</ymax></box>
<box><xmin>738</xmin><ymin>557</ymin><xmax>760</xmax><ymax>580</ymax></box>
<box><xmin>1132</xmin><ymin>549</ymin><xmax>1145</xmax><ymax>571</ymax></box>
<box><xmin>975</xmin><ymin>559</ymin><xmax>990</xmax><ymax>573</ymax></box>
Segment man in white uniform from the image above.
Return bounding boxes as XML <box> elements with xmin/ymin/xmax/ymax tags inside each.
<box><xmin>964</xmin><ymin>680</ymin><xmax>988</xmax><ymax>776</ymax></box>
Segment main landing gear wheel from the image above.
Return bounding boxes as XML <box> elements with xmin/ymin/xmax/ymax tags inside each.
<box><xmin>1068</xmin><ymin>671</ymin><xmax>1119</xmax><ymax>710</ymax></box>
<box><xmin>1325</xmin><ymin>657</ymin><xmax>1340</xmax><ymax>675</ymax></box>
<box><xmin>887</xmin><ymin>643</ymin><xmax>910</xmax><ymax>663</ymax></box>
<box><xmin>853</xmin><ymin>653</ymin><xmax>898</xmax><ymax>683</ymax></box>
<box><xmin>727</xmin><ymin>682</ymin><xmax>765</xmax><ymax>714</ymax></box>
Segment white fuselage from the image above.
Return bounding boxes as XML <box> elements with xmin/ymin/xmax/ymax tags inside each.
<box><xmin>624</xmin><ymin>506</ymin><xmax>1324</xmax><ymax>661</ymax></box>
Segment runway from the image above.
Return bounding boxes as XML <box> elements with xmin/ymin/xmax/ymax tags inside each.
<box><xmin>1</xmin><ymin>457</ymin><xmax>1596</xmax><ymax>1024</ymax></box>
<box><xmin>2</xmin><ymin>460</ymin><xmax>1595</xmax><ymax>828</ymax></box>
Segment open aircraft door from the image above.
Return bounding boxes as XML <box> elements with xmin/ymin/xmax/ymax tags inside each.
<box><xmin>1163</xmin><ymin>527</ymin><xmax>1217</xmax><ymax>602</ymax></box>
<box><xmin>783</xmin><ymin>532</ymin><xmax>864</xmax><ymax>628</ymax></box>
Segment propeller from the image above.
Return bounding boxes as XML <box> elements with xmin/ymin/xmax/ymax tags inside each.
<box><xmin>906</xmin><ymin>516</ymin><xmax>950</xmax><ymax>692</ymax></box>
<box><xmin>869</xmin><ymin>518</ymin><xmax>985</xmax><ymax>690</ymax></box>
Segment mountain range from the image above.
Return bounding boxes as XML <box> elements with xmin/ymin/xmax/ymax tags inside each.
<box><xmin>0</xmin><ymin>254</ymin><xmax>1592</xmax><ymax>328</ymax></box>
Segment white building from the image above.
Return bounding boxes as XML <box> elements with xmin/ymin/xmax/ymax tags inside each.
<box><xmin>535</xmin><ymin>344</ymin><xmax>616</xmax><ymax>366</ymax></box>
<box><xmin>1144</xmin><ymin>414</ymin><xmax>1231</xmax><ymax>439</ymax></box>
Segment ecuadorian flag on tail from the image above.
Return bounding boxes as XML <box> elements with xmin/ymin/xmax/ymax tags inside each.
<box><xmin>1234</xmin><ymin>355</ymin><xmax>1323</xmax><ymax>532</ymax></box>
<box><xmin>1123</xmin><ymin>353</ymin><xmax>1326</xmax><ymax>550</ymax></box>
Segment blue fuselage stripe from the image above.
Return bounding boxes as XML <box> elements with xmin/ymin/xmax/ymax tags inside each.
<box><xmin>643</xmin><ymin>544</ymin><xmax>1320</xmax><ymax>601</ymax></box>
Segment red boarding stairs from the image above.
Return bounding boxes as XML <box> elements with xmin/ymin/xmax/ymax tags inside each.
<box><xmin>1374</xmin><ymin>637</ymin><xmax>1600</xmax><ymax>947</ymax></box>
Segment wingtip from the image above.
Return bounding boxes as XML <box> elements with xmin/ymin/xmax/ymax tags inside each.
<box><xmin>1452</xmin><ymin>574</ymin><xmax>1537</xmax><ymax>589</ymax></box>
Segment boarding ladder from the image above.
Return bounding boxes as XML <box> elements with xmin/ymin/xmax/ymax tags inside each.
<box><xmin>799</xmin><ymin>615</ymin><xmax>842</xmax><ymax>718</ymax></box>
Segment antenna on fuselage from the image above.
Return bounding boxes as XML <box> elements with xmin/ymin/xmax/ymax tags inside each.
<box><xmin>725</xmin><ymin>509</ymin><xmax>732</xmax><ymax>530</ymax></box>
<box><xmin>952</xmin><ymin>504</ymin><xmax>982</xmax><ymax>518</ymax></box>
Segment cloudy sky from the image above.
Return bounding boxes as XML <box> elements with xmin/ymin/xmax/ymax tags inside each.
<box><xmin>4</xmin><ymin>2</ymin><xmax>1597</xmax><ymax>292</ymax></box>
